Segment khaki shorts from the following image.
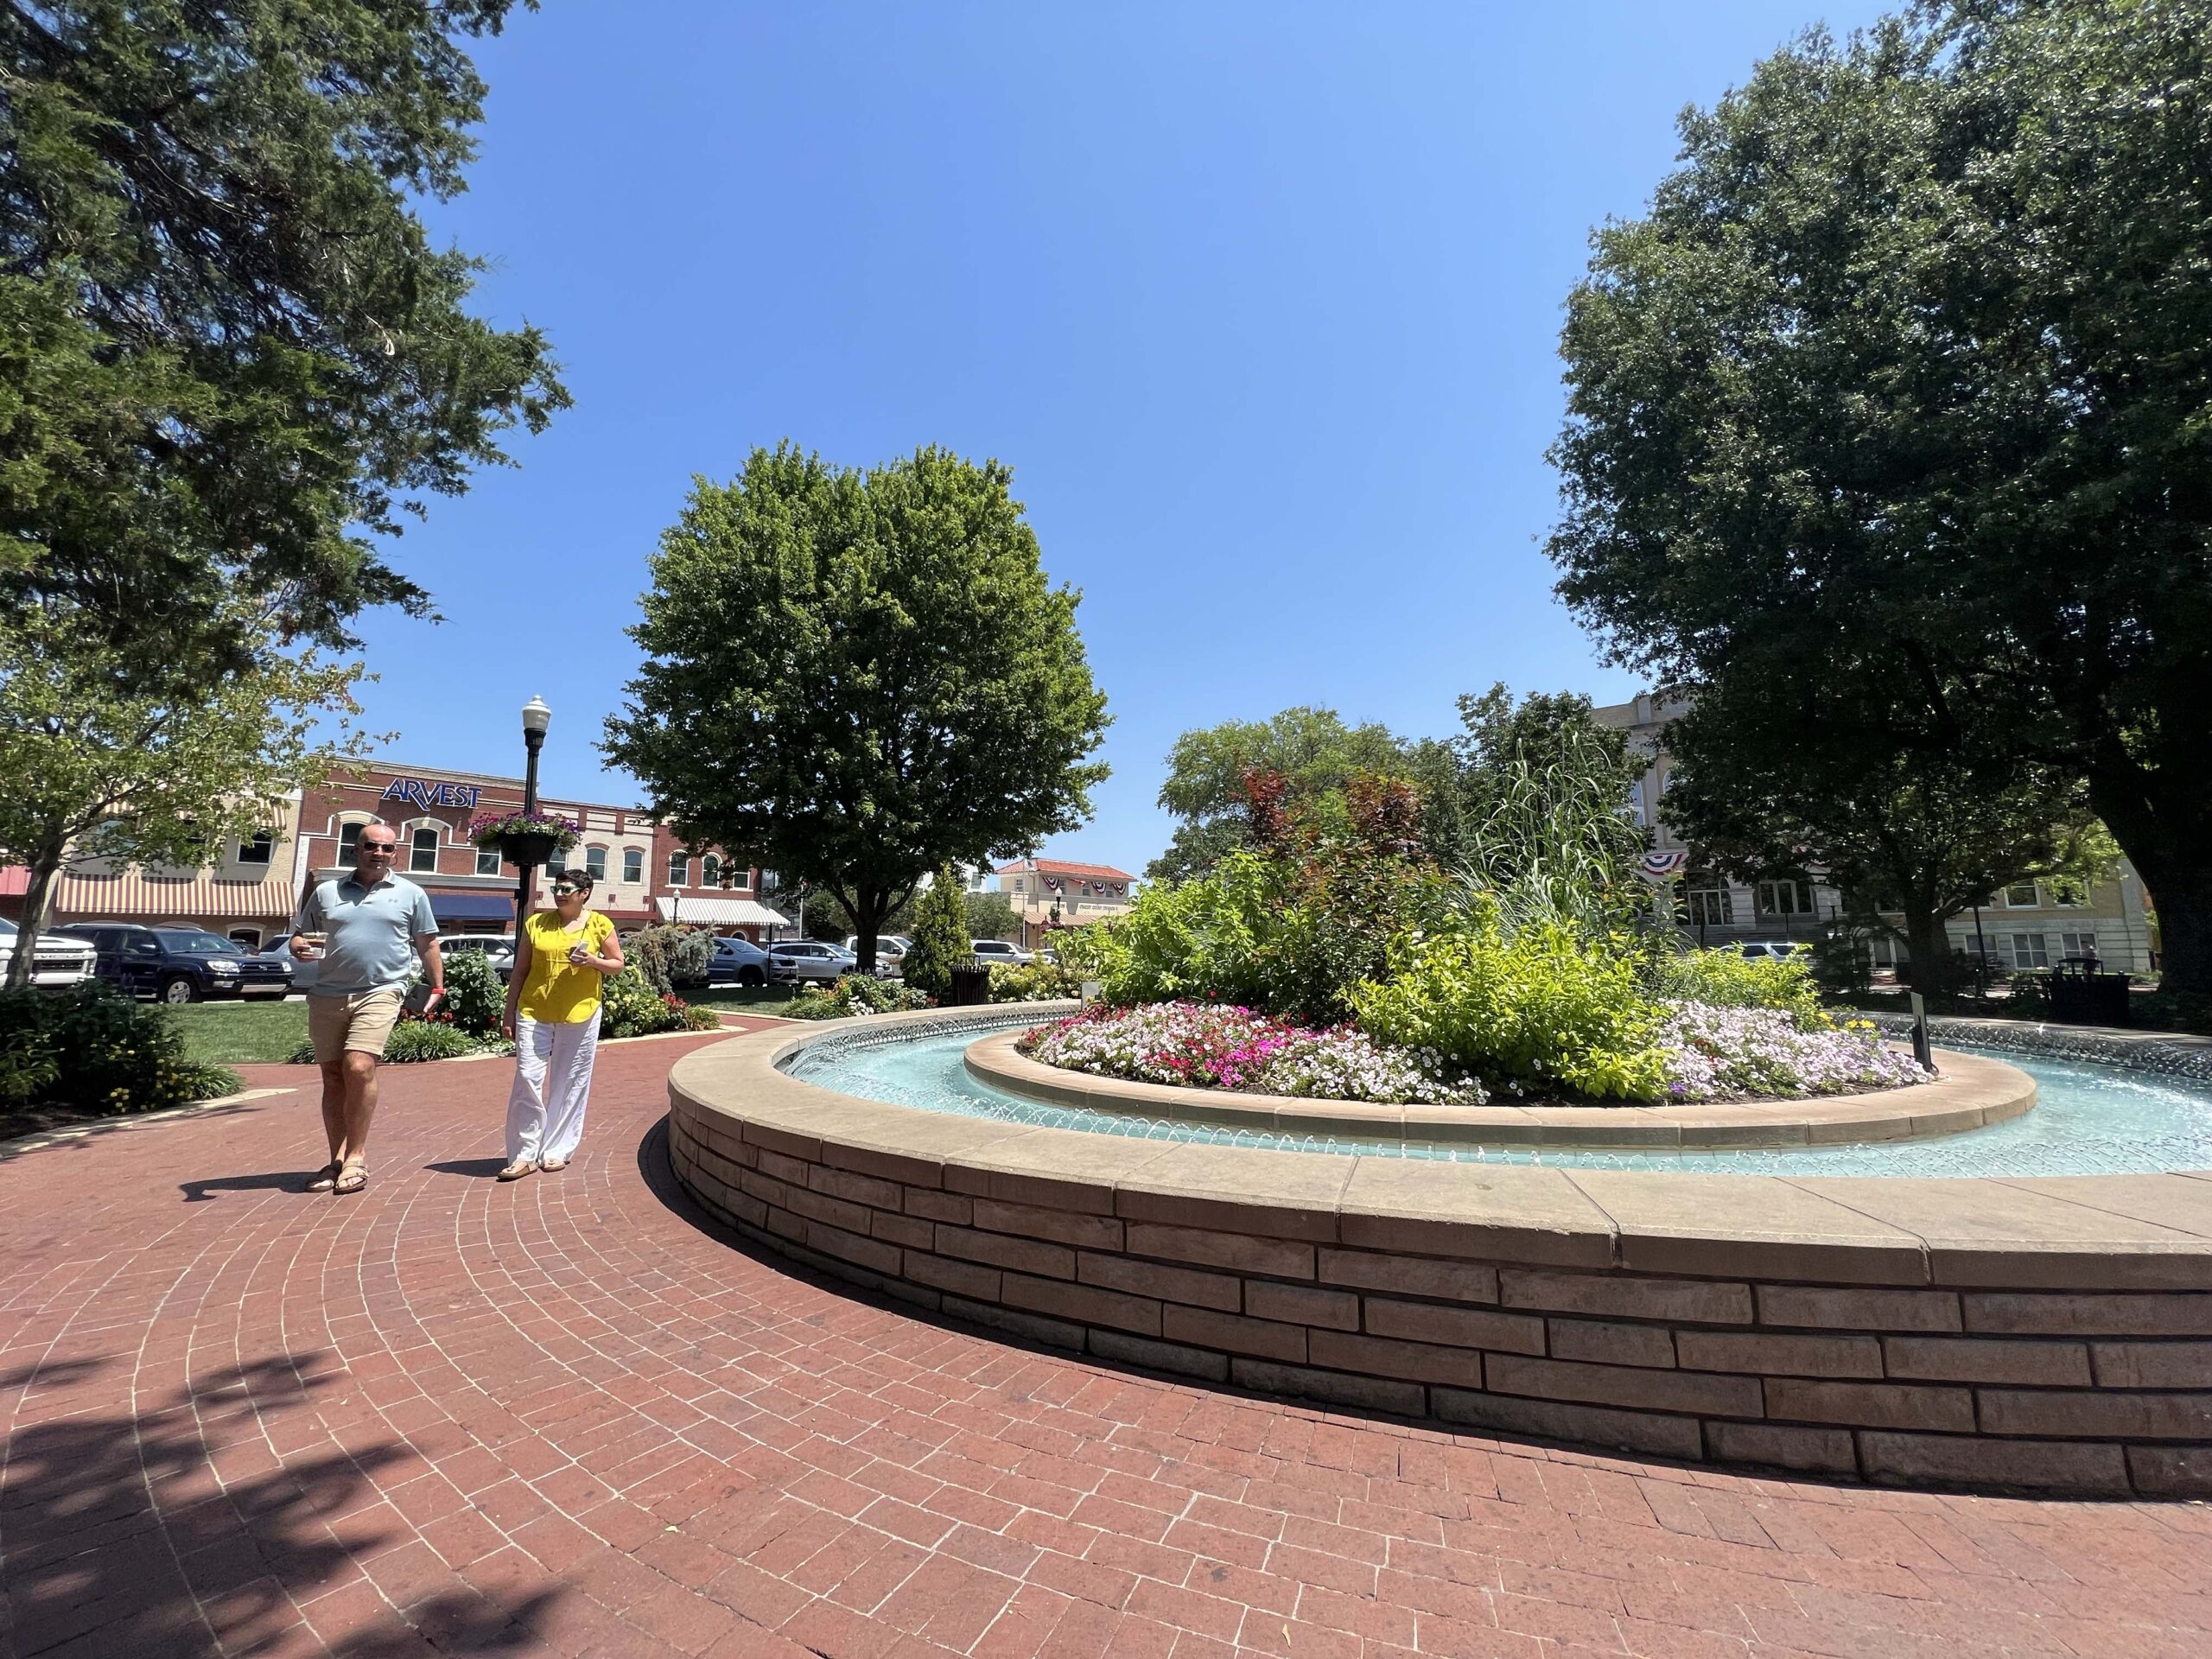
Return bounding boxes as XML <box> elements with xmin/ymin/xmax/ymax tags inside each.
<box><xmin>308</xmin><ymin>988</ymin><xmax>404</xmax><ymax>1064</ymax></box>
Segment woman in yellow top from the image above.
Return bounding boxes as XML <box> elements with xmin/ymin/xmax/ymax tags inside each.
<box><xmin>499</xmin><ymin>868</ymin><xmax>625</xmax><ymax>1180</ymax></box>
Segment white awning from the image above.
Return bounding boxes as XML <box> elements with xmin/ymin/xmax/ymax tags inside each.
<box><xmin>653</xmin><ymin>896</ymin><xmax>790</xmax><ymax>929</ymax></box>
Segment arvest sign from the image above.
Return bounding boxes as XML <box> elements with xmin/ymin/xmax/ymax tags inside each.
<box><xmin>380</xmin><ymin>778</ymin><xmax>480</xmax><ymax>810</ymax></box>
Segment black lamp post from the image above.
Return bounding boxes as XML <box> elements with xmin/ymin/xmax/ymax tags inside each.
<box><xmin>517</xmin><ymin>696</ymin><xmax>550</xmax><ymax>931</ymax></box>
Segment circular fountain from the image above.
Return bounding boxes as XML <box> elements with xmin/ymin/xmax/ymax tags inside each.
<box><xmin>668</xmin><ymin>1004</ymin><xmax>2212</xmax><ymax>1497</ymax></box>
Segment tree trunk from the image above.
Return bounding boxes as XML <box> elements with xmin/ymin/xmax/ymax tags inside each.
<box><xmin>2088</xmin><ymin>766</ymin><xmax>2212</xmax><ymax>995</ymax></box>
<box><xmin>3</xmin><ymin>848</ymin><xmax>68</xmax><ymax>993</ymax></box>
<box><xmin>1900</xmin><ymin>902</ymin><xmax>1955</xmax><ymax>997</ymax></box>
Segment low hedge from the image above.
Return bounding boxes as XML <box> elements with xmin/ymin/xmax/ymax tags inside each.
<box><xmin>0</xmin><ymin>985</ymin><xmax>241</xmax><ymax>1116</ymax></box>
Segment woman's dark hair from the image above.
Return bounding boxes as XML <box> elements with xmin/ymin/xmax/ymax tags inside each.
<box><xmin>553</xmin><ymin>868</ymin><xmax>595</xmax><ymax>895</ymax></box>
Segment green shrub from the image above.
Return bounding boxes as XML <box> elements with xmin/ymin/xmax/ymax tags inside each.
<box><xmin>1805</xmin><ymin>931</ymin><xmax>1875</xmax><ymax>999</ymax></box>
<box><xmin>380</xmin><ymin>1021</ymin><xmax>477</xmax><ymax>1063</ymax></box>
<box><xmin>1645</xmin><ymin>947</ymin><xmax>1829</xmax><ymax>1028</ymax></box>
<box><xmin>435</xmin><ymin>948</ymin><xmax>506</xmax><ymax>1037</ymax></box>
<box><xmin>679</xmin><ymin>1001</ymin><xmax>724</xmax><ymax>1031</ymax></box>
<box><xmin>626</xmin><ymin>925</ymin><xmax>714</xmax><ymax>993</ymax></box>
<box><xmin>988</xmin><ymin>961</ymin><xmax>1084</xmax><ymax>1001</ymax></box>
<box><xmin>1352</xmin><ymin>914</ymin><xmax>1666</xmax><ymax>1101</ymax></box>
<box><xmin>0</xmin><ymin>984</ymin><xmax>233</xmax><ymax>1115</ymax></box>
<box><xmin>2134</xmin><ymin>990</ymin><xmax>2212</xmax><ymax>1034</ymax></box>
<box><xmin>1046</xmin><ymin>922</ymin><xmax>1122</xmax><ymax>982</ymax></box>
<box><xmin>1106</xmin><ymin>852</ymin><xmax>1287</xmax><ymax>1011</ymax></box>
<box><xmin>902</xmin><ymin>866</ymin><xmax>972</xmax><ymax>1000</ymax></box>
<box><xmin>1107</xmin><ymin>849</ymin><xmax>1448</xmax><ymax>1026</ymax></box>
<box><xmin>2006</xmin><ymin>970</ymin><xmax>2051</xmax><ymax>1016</ymax></box>
<box><xmin>785</xmin><ymin>976</ymin><xmax>932</xmax><ymax>1020</ymax></box>
<box><xmin>174</xmin><ymin>1059</ymin><xmax>245</xmax><ymax>1101</ymax></box>
<box><xmin>600</xmin><ymin>967</ymin><xmax>687</xmax><ymax>1037</ymax></box>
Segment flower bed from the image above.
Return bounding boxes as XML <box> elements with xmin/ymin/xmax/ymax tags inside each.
<box><xmin>1657</xmin><ymin>1002</ymin><xmax>1929</xmax><ymax>1100</ymax></box>
<box><xmin>1020</xmin><ymin>999</ymin><xmax>1931</xmax><ymax>1107</ymax></box>
<box><xmin>1018</xmin><ymin>1002</ymin><xmax>1478</xmax><ymax>1104</ymax></box>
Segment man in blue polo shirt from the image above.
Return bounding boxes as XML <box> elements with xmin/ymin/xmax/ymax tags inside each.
<box><xmin>290</xmin><ymin>822</ymin><xmax>442</xmax><ymax>1195</ymax></box>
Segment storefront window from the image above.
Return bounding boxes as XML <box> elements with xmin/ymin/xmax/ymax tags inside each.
<box><xmin>410</xmin><ymin>826</ymin><xmax>439</xmax><ymax>872</ymax></box>
<box><xmin>624</xmin><ymin>849</ymin><xmax>643</xmax><ymax>884</ymax></box>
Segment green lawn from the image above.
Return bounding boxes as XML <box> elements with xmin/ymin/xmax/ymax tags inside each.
<box><xmin>161</xmin><ymin>998</ymin><xmax>310</xmax><ymax>1065</ymax></box>
<box><xmin>158</xmin><ymin>981</ymin><xmax>798</xmax><ymax>1066</ymax></box>
<box><xmin>686</xmin><ymin>984</ymin><xmax>804</xmax><ymax>1012</ymax></box>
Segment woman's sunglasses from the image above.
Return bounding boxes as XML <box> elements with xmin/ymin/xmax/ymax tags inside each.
<box><xmin>551</xmin><ymin>883</ymin><xmax>581</xmax><ymax>897</ymax></box>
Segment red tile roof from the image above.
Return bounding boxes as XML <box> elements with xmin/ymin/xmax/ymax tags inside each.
<box><xmin>995</xmin><ymin>858</ymin><xmax>1135</xmax><ymax>882</ymax></box>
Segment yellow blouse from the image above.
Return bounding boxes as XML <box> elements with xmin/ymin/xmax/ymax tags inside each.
<box><xmin>517</xmin><ymin>909</ymin><xmax>616</xmax><ymax>1024</ymax></box>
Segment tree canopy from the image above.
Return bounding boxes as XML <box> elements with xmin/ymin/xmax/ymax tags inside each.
<box><xmin>1546</xmin><ymin>0</ymin><xmax>2212</xmax><ymax>989</ymax></box>
<box><xmin>1</xmin><ymin>0</ymin><xmax>568</xmax><ymax>677</ymax></box>
<box><xmin>1146</xmin><ymin>707</ymin><xmax>1406</xmax><ymax>882</ymax></box>
<box><xmin>1659</xmin><ymin>672</ymin><xmax>2104</xmax><ymax>987</ymax></box>
<box><xmin>606</xmin><ymin>444</ymin><xmax>1110</xmax><ymax>972</ymax></box>
<box><xmin>0</xmin><ymin>606</ymin><xmax>369</xmax><ymax>987</ymax></box>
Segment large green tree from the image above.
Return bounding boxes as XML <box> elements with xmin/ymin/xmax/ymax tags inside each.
<box><xmin>1147</xmin><ymin>707</ymin><xmax>1404</xmax><ymax>881</ymax></box>
<box><xmin>607</xmin><ymin>445</ymin><xmax>1110</xmax><ymax>974</ymax></box>
<box><xmin>0</xmin><ymin>606</ymin><xmax>369</xmax><ymax>987</ymax></box>
<box><xmin>1</xmin><ymin>0</ymin><xmax>567</xmax><ymax>677</ymax></box>
<box><xmin>1660</xmin><ymin>675</ymin><xmax>2104</xmax><ymax>988</ymax></box>
<box><xmin>1547</xmin><ymin>0</ymin><xmax>2212</xmax><ymax>991</ymax></box>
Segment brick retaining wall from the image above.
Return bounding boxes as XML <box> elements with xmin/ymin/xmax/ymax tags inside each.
<box><xmin>667</xmin><ymin>1012</ymin><xmax>2212</xmax><ymax>1499</ymax></box>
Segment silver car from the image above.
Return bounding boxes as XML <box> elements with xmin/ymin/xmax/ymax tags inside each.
<box><xmin>766</xmin><ymin>940</ymin><xmax>852</xmax><ymax>983</ymax></box>
<box><xmin>970</xmin><ymin>938</ymin><xmax>1033</xmax><ymax>968</ymax></box>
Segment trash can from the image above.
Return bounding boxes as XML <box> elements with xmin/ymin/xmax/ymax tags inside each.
<box><xmin>2049</xmin><ymin>958</ymin><xmax>2128</xmax><ymax>1027</ymax></box>
<box><xmin>947</xmin><ymin>963</ymin><xmax>992</xmax><ymax>1007</ymax></box>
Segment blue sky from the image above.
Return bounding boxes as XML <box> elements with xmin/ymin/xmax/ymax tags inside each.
<box><xmin>372</xmin><ymin>0</ymin><xmax>1891</xmax><ymax>874</ymax></box>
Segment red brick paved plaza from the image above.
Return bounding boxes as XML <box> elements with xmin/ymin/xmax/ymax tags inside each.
<box><xmin>3</xmin><ymin>1026</ymin><xmax>2207</xmax><ymax>1659</ymax></box>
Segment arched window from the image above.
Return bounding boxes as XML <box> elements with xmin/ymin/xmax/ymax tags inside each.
<box><xmin>338</xmin><ymin>822</ymin><xmax>362</xmax><ymax>861</ymax></box>
<box><xmin>702</xmin><ymin>854</ymin><xmax>721</xmax><ymax>887</ymax></box>
<box><xmin>667</xmin><ymin>851</ymin><xmax>690</xmax><ymax>887</ymax></box>
<box><xmin>410</xmin><ymin>825</ymin><xmax>440</xmax><ymax>872</ymax></box>
<box><xmin>623</xmin><ymin>848</ymin><xmax>643</xmax><ymax>884</ymax></box>
<box><xmin>585</xmin><ymin>845</ymin><xmax>607</xmax><ymax>880</ymax></box>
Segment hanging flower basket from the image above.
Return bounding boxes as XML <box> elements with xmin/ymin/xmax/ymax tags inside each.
<box><xmin>467</xmin><ymin>810</ymin><xmax>580</xmax><ymax>871</ymax></box>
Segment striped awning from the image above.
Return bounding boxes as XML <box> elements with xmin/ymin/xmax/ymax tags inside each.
<box><xmin>54</xmin><ymin>870</ymin><xmax>295</xmax><ymax>921</ymax></box>
<box><xmin>652</xmin><ymin>896</ymin><xmax>789</xmax><ymax>929</ymax></box>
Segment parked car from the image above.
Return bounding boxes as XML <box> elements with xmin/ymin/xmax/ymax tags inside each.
<box><xmin>54</xmin><ymin>922</ymin><xmax>294</xmax><ymax>1003</ymax></box>
<box><xmin>843</xmin><ymin>934</ymin><xmax>910</xmax><ymax>978</ymax></box>
<box><xmin>0</xmin><ymin>918</ymin><xmax>98</xmax><ymax>989</ymax></box>
<box><xmin>766</xmin><ymin>940</ymin><xmax>852</xmax><ymax>983</ymax></box>
<box><xmin>1724</xmin><ymin>940</ymin><xmax>1805</xmax><ymax>962</ymax></box>
<box><xmin>970</xmin><ymin>938</ymin><xmax>1033</xmax><ymax>968</ymax></box>
<box><xmin>709</xmin><ymin>936</ymin><xmax>770</xmax><ymax>988</ymax></box>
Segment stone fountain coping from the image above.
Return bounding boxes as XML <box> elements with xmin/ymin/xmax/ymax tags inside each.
<box><xmin>962</xmin><ymin>1027</ymin><xmax>2034</xmax><ymax>1149</ymax></box>
<box><xmin>670</xmin><ymin>1003</ymin><xmax>2212</xmax><ymax>1292</ymax></box>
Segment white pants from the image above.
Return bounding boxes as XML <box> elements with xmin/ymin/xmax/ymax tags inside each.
<box><xmin>505</xmin><ymin>1010</ymin><xmax>601</xmax><ymax>1165</ymax></box>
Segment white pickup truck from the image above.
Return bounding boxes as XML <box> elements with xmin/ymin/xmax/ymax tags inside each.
<box><xmin>0</xmin><ymin>918</ymin><xmax>97</xmax><ymax>988</ymax></box>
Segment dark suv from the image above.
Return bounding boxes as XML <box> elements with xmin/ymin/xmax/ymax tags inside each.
<box><xmin>53</xmin><ymin>923</ymin><xmax>295</xmax><ymax>1004</ymax></box>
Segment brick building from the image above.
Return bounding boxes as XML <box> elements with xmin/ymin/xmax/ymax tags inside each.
<box><xmin>294</xmin><ymin>762</ymin><xmax>775</xmax><ymax>940</ymax></box>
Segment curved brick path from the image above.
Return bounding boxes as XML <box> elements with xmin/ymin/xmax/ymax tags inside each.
<box><xmin>3</xmin><ymin>1030</ymin><xmax>2209</xmax><ymax>1659</ymax></box>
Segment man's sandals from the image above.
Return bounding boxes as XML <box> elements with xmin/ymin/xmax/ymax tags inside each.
<box><xmin>333</xmin><ymin>1161</ymin><xmax>369</xmax><ymax>1196</ymax></box>
<box><xmin>308</xmin><ymin>1161</ymin><xmax>341</xmax><ymax>1193</ymax></box>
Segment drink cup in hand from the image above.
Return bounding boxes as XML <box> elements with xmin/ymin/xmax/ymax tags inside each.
<box><xmin>294</xmin><ymin>931</ymin><xmax>325</xmax><ymax>961</ymax></box>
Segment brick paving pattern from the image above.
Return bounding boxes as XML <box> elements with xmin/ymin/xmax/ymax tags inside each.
<box><xmin>3</xmin><ymin>1028</ymin><xmax>2208</xmax><ymax>1658</ymax></box>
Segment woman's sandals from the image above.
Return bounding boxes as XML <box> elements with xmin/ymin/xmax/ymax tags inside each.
<box><xmin>497</xmin><ymin>1160</ymin><xmax>537</xmax><ymax>1181</ymax></box>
